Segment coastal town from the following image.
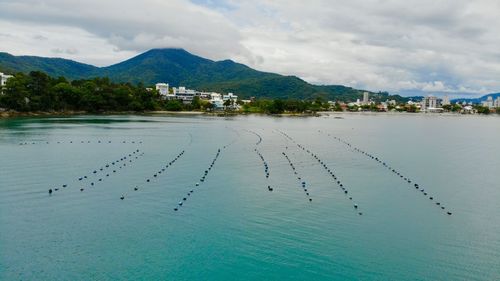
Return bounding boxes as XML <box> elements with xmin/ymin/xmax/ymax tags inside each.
<box><xmin>1</xmin><ymin>71</ymin><xmax>499</xmax><ymax>115</ymax></box>
<box><xmin>152</xmin><ymin>82</ymin><xmax>500</xmax><ymax>114</ymax></box>
<box><xmin>153</xmin><ymin>82</ymin><xmax>242</xmax><ymax>110</ymax></box>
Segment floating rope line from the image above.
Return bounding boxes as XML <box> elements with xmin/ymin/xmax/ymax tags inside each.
<box><xmin>282</xmin><ymin>151</ymin><xmax>312</xmax><ymax>202</ymax></box>
<box><xmin>318</xmin><ymin>130</ymin><xmax>452</xmax><ymax>215</ymax></box>
<box><xmin>48</xmin><ymin>149</ymin><xmax>144</xmax><ymax>194</ymax></box>
<box><xmin>119</xmin><ymin>150</ymin><xmax>186</xmax><ymax>200</ymax></box>
<box><xmin>277</xmin><ymin>130</ymin><xmax>362</xmax><ymax>215</ymax></box>
<box><xmin>21</xmin><ymin>140</ymin><xmax>143</xmax><ymax>146</ymax></box>
<box><xmin>173</xmin><ymin>131</ymin><xmax>240</xmax><ymax>212</ymax></box>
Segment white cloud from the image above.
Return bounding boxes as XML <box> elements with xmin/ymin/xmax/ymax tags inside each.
<box><xmin>1</xmin><ymin>0</ymin><xmax>500</xmax><ymax>97</ymax></box>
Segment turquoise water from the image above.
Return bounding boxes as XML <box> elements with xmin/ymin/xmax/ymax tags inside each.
<box><xmin>1</xmin><ymin>114</ymin><xmax>499</xmax><ymax>280</ymax></box>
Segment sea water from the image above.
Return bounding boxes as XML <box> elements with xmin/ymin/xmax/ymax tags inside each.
<box><xmin>0</xmin><ymin>114</ymin><xmax>499</xmax><ymax>280</ymax></box>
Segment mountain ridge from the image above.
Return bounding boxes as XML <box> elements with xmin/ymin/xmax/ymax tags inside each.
<box><xmin>452</xmin><ymin>93</ymin><xmax>500</xmax><ymax>104</ymax></box>
<box><xmin>1</xmin><ymin>48</ymin><xmax>403</xmax><ymax>101</ymax></box>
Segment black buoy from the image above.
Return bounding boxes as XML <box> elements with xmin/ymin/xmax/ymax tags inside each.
<box><xmin>48</xmin><ymin>189</ymin><xmax>53</xmax><ymax>194</ymax></box>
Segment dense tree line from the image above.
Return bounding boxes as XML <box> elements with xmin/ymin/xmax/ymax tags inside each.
<box><xmin>241</xmin><ymin>97</ymin><xmax>331</xmax><ymax>114</ymax></box>
<box><xmin>0</xmin><ymin>71</ymin><xmax>161</xmax><ymax>112</ymax></box>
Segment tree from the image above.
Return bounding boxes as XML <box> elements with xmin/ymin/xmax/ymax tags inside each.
<box><xmin>333</xmin><ymin>102</ymin><xmax>343</xmax><ymax>112</ymax></box>
<box><xmin>164</xmin><ymin>99</ymin><xmax>183</xmax><ymax>111</ymax></box>
<box><xmin>0</xmin><ymin>74</ymin><xmax>31</xmax><ymax>111</ymax></box>
<box><xmin>268</xmin><ymin>99</ymin><xmax>285</xmax><ymax>114</ymax></box>
<box><xmin>406</xmin><ymin>104</ymin><xmax>417</xmax><ymax>113</ymax></box>
<box><xmin>52</xmin><ymin>82</ymin><xmax>80</xmax><ymax>110</ymax></box>
<box><xmin>475</xmin><ymin>105</ymin><xmax>490</xmax><ymax>114</ymax></box>
<box><xmin>347</xmin><ymin>105</ymin><xmax>359</xmax><ymax>112</ymax></box>
<box><xmin>191</xmin><ymin>96</ymin><xmax>201</xmax><ymax>110</ymax></box>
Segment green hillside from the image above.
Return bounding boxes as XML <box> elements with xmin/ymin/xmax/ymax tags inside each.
<box><xmin>0</xmin><ymin>48</ymin><xmax>406</xmax><ymax>102</ymax></box>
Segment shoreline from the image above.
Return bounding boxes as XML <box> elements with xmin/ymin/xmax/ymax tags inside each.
<box><xmin>0</xmin><ymin>110</ymin><xmax>320</xmax><ymax>119</ymax></box>
<box><xmin>0</xmin><ymin>110</ymin><xmax>206</xmax><ymax>119</ymax></box>
<box><xmin>1</xmin><ymin>110</ymin><xmax>498</xmax><ymax>119</ymax></box>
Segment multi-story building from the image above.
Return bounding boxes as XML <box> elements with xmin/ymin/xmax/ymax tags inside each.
<box><xmin>0</xmin><ymin>72</ymin><xmax>13</xmax><ymax>94</ymax></box>
<box><xmin>223</xmin><ymin>93</ymin><xmax>238</xmax><ymax>103</ymax></box>
<box><xmin>210</xmin><ymin>93</ymin><xmax>224</xmax><ymax>109</ymax></box>
<box><xmin>173</xmin><ymin>86</ymin><xmax>196</xmax><ymax>103</ymax></box>
<box><xmin>442</xmin><ymin>95</ymin><xmax>450</xmax><ymax>106</ymax></box>
<box><xmin>362</xmin><ymin>92</ymin><xmax>369</xmax><ymax>105</ymax></box>
<box><xmin>222</xmin><ymin>93</ymin><xmax>239</xmax><ymax>109</ymax></box>
<box><xmin>482</xmin><ymin>96</ymin><xmax>494</xmax><ymax>108</ymax></box>
<box><xmin>198</xmin><ymin>92</ymin><xmax>213</xmax><ymax>100</ymax></box>
<box><xmin>421</xmin><ymin>95</ymin><xmax>441</xmax><ymax>111</ymax></box>
<box><xmin>155</xmin><ymin>83</ymin><xmax>170</xmax><ymax>97</ymax></box>
<box><xmin>494</xmin><ymin>97</ymin><xmax>500</xmax><ymax>108</ymax></box>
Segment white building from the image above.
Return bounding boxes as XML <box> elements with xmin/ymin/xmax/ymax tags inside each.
<box><xmin>495</xmin><ymin>97</ymin><xmax>500</xmax><ymax>108</ymax></box>
<box><xmin>421</xmin><ymin>95</ymin><xmax>442</xmax><ymax>112</ymax></box>
<box><xmin>155</xmin><ymin>83</ymin><xmax>169</xmax><ymax>97</ymax></box>
<box><xmin>362</xmin><ymin>92</ymin><xmax>369</xmax><ymax>105</ymax></box>
<box><xmin>442</xmin><ymin>95</ymin><xmax>450</xmax><ymax>106</ymax></box>
<box><xmin>210</xmin><ymin>93</ymin><xmax>224</xmax><ymax>109</ymax></box>
<box><xmin>223</xmin><ymin>93</ymin><xmax>239</xmax><ymax>109</ymax></box>
<box><xmin>223</xmin><ymin>93</ymin><xmax>238</xmax><ymax>103</ymax></box>
<box><xmin>198</xmin><ymin>92</ymin><xmax>213</xmax><ymax>100</ymax></box>
<box><xmin>0</xmin><ymin>72</ymin><xmax>13</xmax><ymax>94</ymax></box>
<box><xmin>173</xmin><ymin>86</ymin><xmax>196</xmax><ymax>103</ymax></box>
<box><xmin>380</xmin><ymin>102</ymin><xmax>388</xmax><ymax>111</ymax></box>
<box><xmin>461</xmin><ymin>105</ymin><xmax>477</xmax><ymax>114</ymax></box>
<box><xmin>482</xmin><ymin>96</ymin><xmax>494</xmax><ymax>108</ymax></box>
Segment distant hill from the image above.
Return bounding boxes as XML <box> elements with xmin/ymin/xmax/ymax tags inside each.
<box><xmin>452</xmin><ymin>93</ymin><xmax>500</xmax><ymax>104</ymax></box>
<box><xmin>0</xmin><ymin>48</ymin><xmax>407</xmax><ymax>102</ymax></box>
<box><xmin>0</xmin><ymin>52</ymin><xmax>98</xmax><ymax>79</ymax></box>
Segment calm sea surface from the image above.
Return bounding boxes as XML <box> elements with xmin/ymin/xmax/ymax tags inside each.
<box><xmin>0</xmin><ymin>113</ymin><xmax>499</xmax><ymax>280</ymax></box>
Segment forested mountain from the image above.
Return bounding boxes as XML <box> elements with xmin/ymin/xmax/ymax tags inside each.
<box><xmin>1</xmin><ymin>48</ymin><xmax>406</xmax><ymax>102</ymax></box>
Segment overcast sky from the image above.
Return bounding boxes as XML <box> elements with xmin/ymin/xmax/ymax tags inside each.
<box><xmin>1</xmin><ymin>0</ymin><xmax>499</xmax><ymax>97</ymax></box>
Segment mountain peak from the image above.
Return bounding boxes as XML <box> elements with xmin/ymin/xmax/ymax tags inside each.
<box><xmin>144</xmin><ymin>48</ymin><xmax>189</xmax><ymax>54</ymax></box>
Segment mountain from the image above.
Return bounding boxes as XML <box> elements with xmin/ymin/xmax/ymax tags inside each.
<box><xmin>0</xmin><ymin>48</ymin><xmax>406</xmax><ymax>101</ymax></box>
<box><xmin>0</xmin><ymin>52</ymin><xmax>98</xmax><ymax>79</ymax></box>
<box><xmin>452</xmin><ymin>93</ymin><xmax>500</xmax><ymax>104</ymax></box>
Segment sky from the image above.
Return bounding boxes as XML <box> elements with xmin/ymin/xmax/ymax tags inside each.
<box><xmin>1</xmin><ymin>0</ymin><xmax>500</xmax><ymax>97</ymax></box>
